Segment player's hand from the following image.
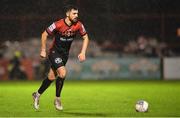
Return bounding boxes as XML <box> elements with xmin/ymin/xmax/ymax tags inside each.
<box><xmin>78</xmin><ymin>53</ymin><xmax>86</xmax><ymax>62</ymax></box>
<box><xmin>40</xmin><ymin>49</ymin><xmax>46</xmax><ymax>58</ymax></box>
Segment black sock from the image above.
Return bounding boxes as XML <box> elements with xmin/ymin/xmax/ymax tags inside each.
<box><xmin>38</xmin><ymin>77</ymin><xmax>53</xmax><ymax>94</ymax></box>
<box><xmin>56</xmin><ymin>77</ymin><xmax>65</xmax><ymax>97</ymax></box>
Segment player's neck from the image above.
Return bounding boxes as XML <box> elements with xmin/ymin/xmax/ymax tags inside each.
<box><xmin>65</xmin><ymin>17</ymin><xmax>72</xmax><ymax>26</ymax></box>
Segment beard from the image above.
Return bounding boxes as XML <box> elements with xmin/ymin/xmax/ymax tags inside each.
<box><xmin>70</xmin><ymin>17</ymin><xmax>78</xmax><ymax>24</ymax></box>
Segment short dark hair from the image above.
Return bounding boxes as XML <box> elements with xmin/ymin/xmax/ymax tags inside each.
<box><xmin>64</xmin><ymin>5</ymin><xmax>78</xmax><ymax>13</ymax></box>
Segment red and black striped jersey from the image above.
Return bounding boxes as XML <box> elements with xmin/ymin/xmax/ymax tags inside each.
<box><xmin>46</xmin><ymin>19</ymin><xmax>87</xmax><ymax>55</ymax></box>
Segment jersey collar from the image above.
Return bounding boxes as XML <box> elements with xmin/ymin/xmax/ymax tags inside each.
<box><xmin>64</xmin><ymin>19</ymin><xmax>72</xmax><ymax>27</ymax></box>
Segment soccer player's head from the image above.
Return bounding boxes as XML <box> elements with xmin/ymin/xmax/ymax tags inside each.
<box><xmin>65</xmin><ymin>5</ymin><xmax>78</xmax><ymax>23</ymax></box>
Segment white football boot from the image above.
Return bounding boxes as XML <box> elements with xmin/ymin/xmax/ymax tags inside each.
<box><xmin>54</xmin><ymin>98</ymin><xmax>63</xmax><ymax>110</ymax></box>
<box><xmin>32</xmin><ymin>92</ymin><xmax>40</xmax><ymax>110</ymax></box>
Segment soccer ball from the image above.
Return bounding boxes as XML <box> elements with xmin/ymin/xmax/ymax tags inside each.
<box><xmin>135</xmin><ymin>100</ymin><xmax>149</xmax><ymax>112</ymax></box>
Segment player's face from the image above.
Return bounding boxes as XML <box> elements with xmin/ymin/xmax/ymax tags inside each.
<box><xmin>68</xmin><ymin>9</ymin><xmax>78</xmax><ymax>23</ymax></box>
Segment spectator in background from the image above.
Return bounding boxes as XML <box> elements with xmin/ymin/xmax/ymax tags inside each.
<box><xmin>8</xmin><ymin>51</ymin><xmax>27</xmax><ymax>80</ymax></box>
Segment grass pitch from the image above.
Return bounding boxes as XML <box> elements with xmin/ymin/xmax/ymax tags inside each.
<box><xmin>0</xmin><ymin>80</ymin><xmax>180</xmax><ymax>117</ymax></box>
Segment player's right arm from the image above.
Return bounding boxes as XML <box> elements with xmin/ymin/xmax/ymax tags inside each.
<box><xmin>40</xmin><ymin>22</ymin><xmax>59</xmax><ymax>58</ymax></box>
<box><xmin>40</xmin><ymin>31</ymin><xmax>48</xmax><ymax>58</ymax></box>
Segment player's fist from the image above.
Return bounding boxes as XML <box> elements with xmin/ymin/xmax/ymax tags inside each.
<box><xmin>40</xmin><ymin>49</ymin><xmax>46</xmax><ymax>58</ymax></box>
<box><xmin>78</xmin><ymin>53</ymin><xmax>86</xmax><ymax>62</ymax></box>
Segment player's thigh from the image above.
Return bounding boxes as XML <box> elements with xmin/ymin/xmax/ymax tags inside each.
<box><xmin>57</xmin><ymin>66</ymin><xmax>67</xmax><ymax>79</ymax></box>
<box><xmin>48</xmin><ymin>50</ymin><xmax>66</xmax><ymax>71</ymax></box>
<box><xmin>48</xmin><ymin>68</ymin><xmax>57</xmax><ymax>80</ymax></box>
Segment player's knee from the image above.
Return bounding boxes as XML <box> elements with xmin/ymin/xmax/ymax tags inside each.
<box><xmin>57</xmin><ymin>68</ymin><xmax>66</xmax><ymax>79</ymax></box>
<box><xmin>48</xmin><ymin>73</ymin><xmax>56</xmax><ymax>80</ymax></box>
<box><xmin>59</xmin><ymin>71</ymin><xmax>66</xmax><ymax>79</ymax></box>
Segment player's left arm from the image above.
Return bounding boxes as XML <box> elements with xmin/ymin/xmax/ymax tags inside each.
<box><xmin>78</xmin><ymin>34</ymin><xmax>89</xmax><ymax>62</ymax></box>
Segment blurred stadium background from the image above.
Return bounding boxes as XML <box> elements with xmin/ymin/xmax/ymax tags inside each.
<box><xmin>1</xmin><ymin>0</ymin><xmax>180</xmax><ymax>80</ymax></box>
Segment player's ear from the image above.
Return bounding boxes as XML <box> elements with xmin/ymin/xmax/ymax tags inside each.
<box><xmin>66</xmin><ymin>11</ymin><xmax>70</xmax><ymax>17</ymax></box>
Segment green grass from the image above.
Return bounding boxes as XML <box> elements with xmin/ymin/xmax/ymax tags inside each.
<box><xmin>0</xmin><ymin>80</ymin><xmax>180</xmax><ymax>117</ymax></box>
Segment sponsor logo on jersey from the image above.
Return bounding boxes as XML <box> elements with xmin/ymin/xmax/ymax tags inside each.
<box><xmin>67</xmin><ymin>38</ymin><xmax>73</xmax><ymax>41</ymax></box>
<box><xmin>60</xmin><ymin>37</ymin><xmax>73</xmax><ymax>41</ymax></box>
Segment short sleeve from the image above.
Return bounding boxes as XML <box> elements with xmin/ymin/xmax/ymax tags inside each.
<box><xmin>46</xmin><ymin>22</ymin><xmax>57</xmax><ymax>35</ymax></box>
<box><xmin>79</xmin><ymin>23</ymin><xmax>87</xmax><ymax>36</ymax></box>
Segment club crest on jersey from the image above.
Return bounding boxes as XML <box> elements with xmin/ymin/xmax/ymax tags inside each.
<box><xmin>62</xmin><ymin>29</ymin><xmax>75</xmax><ymax>37</ymax></box>
<box><xmin>55</xmin><ymin>58</ymin><xmax>62</xmax><ymax>64</ymax></box>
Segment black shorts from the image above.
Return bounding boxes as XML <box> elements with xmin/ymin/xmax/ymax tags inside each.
<box><xmin>48</xmin><ymin>49</ymin><xmax>68</xmax><ymax>70</ymax></box>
